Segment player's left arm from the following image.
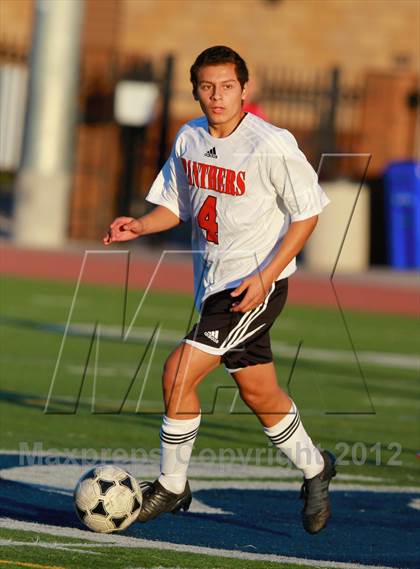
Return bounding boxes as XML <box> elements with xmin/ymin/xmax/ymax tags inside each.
<box><xmin>230</xmin><ymin>215</ymin><xmax>318</xmax><ymax>312</ymax></box>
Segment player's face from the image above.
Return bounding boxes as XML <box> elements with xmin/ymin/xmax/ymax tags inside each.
<box><xmin>196</xmin><ymin>63</ymin><xmax>246</xmax><ymax>135</ymax></box>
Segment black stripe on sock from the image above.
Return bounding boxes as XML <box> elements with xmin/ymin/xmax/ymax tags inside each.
<box><xmin>268</xmin><ymin>412</ymin><xmax>300</xmax><ymax>444</ymax></box>
<box><xmin>160</xmin><ymin>426</ymin><xmax>199</xmax><ymax>445</ymax></box>
<box><xmin>160</xmin><ymin>426</ymin><xmax>199</xmax><ymax>440</ymax></box>
<box><xmin>270</xmin><ymin>418</ymin><xmax>301</xmax><ymax>446</ymax></box>
<box><xmin>160</xmin><ymin>431</ymin><xmax>198</xmax><ymax>445</ymax></box>
<box><xmin>268</xmin><ymin>412</ymin><xmax>301</xmax><ymax>445</ymax></box>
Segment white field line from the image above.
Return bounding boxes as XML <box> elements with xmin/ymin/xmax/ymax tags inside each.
<box><xmin>0</xmin><ymin>518</ymin><xmax>401</xmax><ymax>569</ymax></box>
<box><xmin>5</xmin><ymin>380</ymin><xmax>418</xmax><ymax>417</ymax></box>
<box><xmin>0</xmin><ymin>451</ymin><xmax>386</xmax><ymax>485</ymax></box>
<box><xmin>65</xmin><ymin>323</ymin><xmax>420</xmax><ymax>371</ymax></box>
<box><xmin>1</xmin><ymin>320</ymin><xmax>418</xmax><ymax>371</ymax></box>
<box><xmin>0</xmin><ymin>454</ymin><xmax>418</xmax><ymax>493</ymax></box>
<box><xmin>29</xmin><ymin>296</ymin><xmax>191</xmax><ymax>324</ymax></box>
<box><xmin>0</xmin><ymin>537</ymin><xmax>101</xmax><ymax>555</ymax></box>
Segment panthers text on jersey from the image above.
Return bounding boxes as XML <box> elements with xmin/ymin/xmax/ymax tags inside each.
<box><xmin>146</xmin><ymin>112</ymin><xmax>330</xmax><ymax>308</ymax></box>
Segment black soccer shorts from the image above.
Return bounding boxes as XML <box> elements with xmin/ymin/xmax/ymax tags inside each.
<box><xmin>184</xmin><ymin>278</ymin><xmax>288</xmax><ymax>372</ymax></box>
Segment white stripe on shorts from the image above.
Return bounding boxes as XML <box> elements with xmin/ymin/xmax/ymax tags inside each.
<box><xmin>220</xmin><ymin>283</ymin><xmax>275</xmax><ymax>350</ymax></box>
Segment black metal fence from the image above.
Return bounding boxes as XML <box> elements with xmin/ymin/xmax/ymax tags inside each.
<box><xmin>258</xmin><ymin>66</ymin><xmax>364</xmax><ymax>170</ymax></box>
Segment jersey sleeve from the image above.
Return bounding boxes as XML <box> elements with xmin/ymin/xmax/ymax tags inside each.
<box><xmin>270</xmin><ymin>131</ymin><xmax>330</xmax><ymax>222</ymax></box>
<box><xmin>145</xmin><ymin>136</ymin><xmax>191</xmax><ymax>222</ymax></box>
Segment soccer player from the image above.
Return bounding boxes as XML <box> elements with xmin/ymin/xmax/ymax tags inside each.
<box><xmin>104</xmin><ymin>46</ymin><xmax>336</xmax><ymax>534</ymax></box>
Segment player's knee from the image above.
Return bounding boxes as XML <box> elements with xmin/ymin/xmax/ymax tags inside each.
<box><xmin>240</xmin><ymin>385</ymin><xmax>280</xmax><ymax>410</ymax></box>
<box><xmin>239</xmin><ymin>387</ymin><xmax>267</xmax><ymax>409</ymax></box>
<box><xmin>162</xmin><ymin>355</ymin><xmax>176</xmax><ymax>395</ymax></box>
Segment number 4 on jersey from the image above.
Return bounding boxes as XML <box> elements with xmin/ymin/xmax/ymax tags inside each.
<box><xmin>197</xmin><ymin>196</ymin><xmax>218</xmax><ymax>244</ymax></box>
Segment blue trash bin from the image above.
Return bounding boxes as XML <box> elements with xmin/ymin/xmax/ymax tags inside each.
<box><xmin>384</xmin><ymin>161</ymin><xmax>420</xmax><ymax>269</ymax></box>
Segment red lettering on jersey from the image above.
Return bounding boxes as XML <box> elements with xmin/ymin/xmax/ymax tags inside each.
<box><xmin>225</xmin><ymin>169</ymin><xmax>236</xmax><ymax>195</ymax></box>
<box><xmin>182</xmin><ymin>159</ymin><xmax>245</xmax><ymax>196</ymax></box>
<box><xmin>181</xmin><ymin>158</ymin><xmax>192</xmax><ymax>185</ymax></box>
<box><xmin>200</xmin><ymin>163</ymin><xmax>210</xmax><ymax>189</ymax></box>
<box><xmin>236</xmin><ymin>171</ymin><xmax>246</xmax><ymax>195</ymax></box>
<box><xmin>197</xmin><ymin>196</ymin><xmax>218</xmax><ymax>244</ymax></box>
<box><xmin>207</xmin><ymin>165</ymin><xmax>217</xmax><ymax>191</ymax></box>
<box><xmin>217</xmin><ymin>168</ymin><xmax>226</xmax><ymax>193</ymax></box>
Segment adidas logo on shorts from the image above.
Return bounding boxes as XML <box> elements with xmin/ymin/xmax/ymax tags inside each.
<box><xmin>204</xmin><ymin>329</ymin><xmax>219</xmax><ymax>343</ymax></box>
<box><xmin>204</xmin><ymin>147</ymin><xmax>218</xmax><ymax>159</ymax></box>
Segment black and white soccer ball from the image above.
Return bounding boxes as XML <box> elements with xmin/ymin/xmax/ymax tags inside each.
<box><xmin>74</xmin><ymin>465</ymin><xmax>143</xmax><ymax>533</ymax></box>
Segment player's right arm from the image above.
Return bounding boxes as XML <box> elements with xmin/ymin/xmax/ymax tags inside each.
<box><xmin>103</xmin><ymin>205</ymin><xmax>181</xmax><ymax>245</ymax></box>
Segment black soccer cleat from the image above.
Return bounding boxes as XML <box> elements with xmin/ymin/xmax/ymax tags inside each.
<box><xmin>300</xmin><ymin>450</ymin><xmax>337</xmax><ymax>534</ymax></box>
<box><xmin>137</xmin><ymin>479</ymin><xmax>192</xmax><ymax>523</ymax></box>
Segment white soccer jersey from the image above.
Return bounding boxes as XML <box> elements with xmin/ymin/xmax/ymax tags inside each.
<box><xmin>146</xmin><ymin>113</ymin><xmax>329</xmax><ymax>307</ymax></box>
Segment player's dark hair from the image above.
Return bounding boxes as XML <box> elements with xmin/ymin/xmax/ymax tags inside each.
<box><xmin>190</xmin><ymin>46</ymin><xmax>249</xmax><ymax>99</ymax></box>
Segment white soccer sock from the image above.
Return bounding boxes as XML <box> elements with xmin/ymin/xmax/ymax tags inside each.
<box><xmin>264</xmin><ymin>401</ymin><xmax>324</xmax><ymax>479</ymax></box>
<box><xmin>158</xmin><ymin>413</ymin><xmax>201</xmax><ymax>494</ymax></box>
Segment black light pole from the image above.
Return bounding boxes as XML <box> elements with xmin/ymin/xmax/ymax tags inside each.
<box><xmin>118</xmin><ymin>125</ymin><xmax>146</xmax><ymax>216</ymax></box>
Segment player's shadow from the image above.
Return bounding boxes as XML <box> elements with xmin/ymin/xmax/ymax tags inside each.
<box><xmin>0</xmin><ymin>477</ymin><xmax>82</xmax><ymax>529</ymax></box>
<box><xmin>126</xmin><ymin>487</ymin><xmax>420</xmax><ymax>569</ymax></box>
<box><xmin>0</xmin><ymin>453</ymin><xmax>95</xmax><ymax>530</ymax></box>
<box><xmin>0</xmin><ymin>452</ymin><xmax>101</xmax><ymax>529</ymax></box>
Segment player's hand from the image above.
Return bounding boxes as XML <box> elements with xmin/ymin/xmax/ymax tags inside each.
<box><xmin>230</xmin><ymin>273</ymin><xmax>273</xmax><ymax>313</ymax></box>
<box><xmin>103</xmin><ymin>217</ymin><xmax>144</xmax><ymax>245</ymax></box>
